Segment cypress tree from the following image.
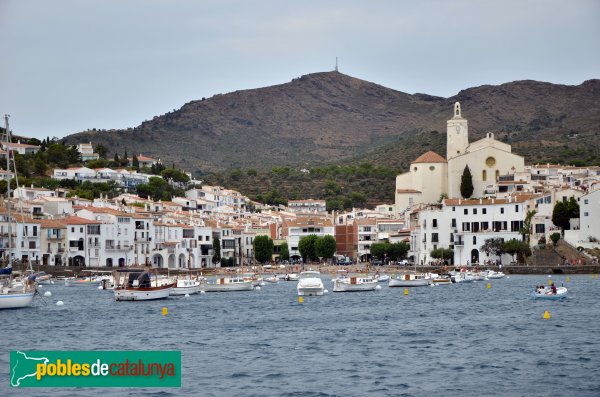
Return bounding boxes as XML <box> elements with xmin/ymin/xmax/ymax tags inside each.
<box><xmin>460</xmin><ymin>165</ymin><xmax>474</xmax><ymax>198</ymax></box>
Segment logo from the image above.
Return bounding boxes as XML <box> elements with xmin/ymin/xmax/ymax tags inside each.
<box><xmin>10</xmin><ymin>351</ymin><xmax>181</xmax><ymax>387</ymax></box>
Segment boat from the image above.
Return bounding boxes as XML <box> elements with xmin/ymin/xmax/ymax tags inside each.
<box><xmin>0</xmin><ymin>116</ymin><xmax>35</xmax><ymax>310</ymax></box>
<box><xmin>64</xmin><ymin>276</ymin><xmax>101</xmax><ymax>287</ymax></box>
<box><xmin>332</xmin><ymin>275</ymin><xmax>378</xmax><ymax>292</ymax></box>
<box><xmin>113</xmin><ymin>269</ymin><xmax>174</xmax><ymax>301</ymax></box>
<box><xmin>263</xmin><ymin>275</ymin><xmax>279</xmax><ymax>283</ymax></box>
<box><xmin>200</xmin><ymin>276</ymin><xmax>254</xmax><ymax>292</ymax></box>
<box><xmin>34</xmin><ymin>271</ymin><xmax>54</xmax><ymax>285</ymax></box>
<box><xmin>297</xmin><ymin>270</ymin><xmax>324</xmax><ymax>296</ymax></box>
<box><xmin>482</xmin><ymin>269</ymin><xmax>506</xmax><ymax>279</ymax></box>
<box><xmin>389</xmin><ymin>272</ymin><xmax>431</xmax><ymax>287</ymax></box>
<box><xmin>531</xmin><ymin>286</ymin><xmax>568</xmax><ymax>300</ymax></box>
<box><xmin>170</xmin><ymin>278</ymin><xmax>201</xmax><ymax>295</ymax></box>
<box><xmin>450</xmin><ymin>269</ymin><xmax>477</xmax><ymax>283</ymax></box>
<box><xmin>430</xmin><ymin>273</ymin><xmax>452</xmax><ymax>285</ymax></box>
<box><xmin>283</xmin><ymin>273</ymin><xmax>299</xmax><ymax>281</ymax></box>
<box><xmin>0</xmin><ymin>268</ymin><xmax>35</xmax><ymax>309</ymax></box>
<box><xmin>375</xmin><ymin>274</ymin><xmax>390</xmax><ymax>283</ymax></box>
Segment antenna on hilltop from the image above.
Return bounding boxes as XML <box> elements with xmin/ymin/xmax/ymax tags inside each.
<box><xmin>335</xmin><ymin>56</ymin><xmax>339</xmax><ymax>72</ymax></box>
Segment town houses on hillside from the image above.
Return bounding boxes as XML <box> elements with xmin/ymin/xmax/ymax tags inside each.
<box><xmin>1</xmin><ymin>103</ymin><xmax>597</xmax><ymax>269</ymax></box>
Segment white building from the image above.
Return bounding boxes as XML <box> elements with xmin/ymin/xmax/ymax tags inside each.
<box><xmin>76</xmin><ymin>142</ymin><xmax>99</xmax><ymax>161</ymax></box>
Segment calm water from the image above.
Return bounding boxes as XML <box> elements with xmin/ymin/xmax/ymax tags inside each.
<box><xmin>1</xmin><ymin>274</ymin><xmax>599</xmax><ymax>397</ymax></box>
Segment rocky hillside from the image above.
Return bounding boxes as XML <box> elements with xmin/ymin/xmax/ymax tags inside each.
<box><xmin>64</xmin><ymin>72</ymin><xmax>600</xmax><ymax>174</ymax></box>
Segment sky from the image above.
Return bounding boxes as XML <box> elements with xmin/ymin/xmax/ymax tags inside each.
<box><xmin>1</xmin><ymin>0</ymin><xmax>598</xmax><ymax>140</ymax></box>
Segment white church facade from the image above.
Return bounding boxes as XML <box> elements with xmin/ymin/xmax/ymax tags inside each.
<box><xmin>395</xmin><ymin>102</ymin><xmax>525</xmax><ymax>212</ymax></box>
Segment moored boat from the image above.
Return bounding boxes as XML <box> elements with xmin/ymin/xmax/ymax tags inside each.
<box><xmin>332</xmin><ymin>275</ymin><xmax>377</xmax><ymax>292</ymax></box>
<box><xmin>200</xmin><ymin>276</ymin><xmax>254</xmax><ymax>292</ymax></box>
<box><xmin>113</xmin><ymin>269</ymin><xmax>174</xmax><ymax>301</ymax></box>
<box><xmin>297</xmin><ymin>270</ymin><xmax>324</xmax><ymax>296</ymax></box>
<box><xmin>389</xmin><ymin>272</ymin><xmax>431</xmax><ymax>287</ymax></box>
<box><xmin>170</xmin><ymin>278</ymin><xmax>201</xmax><ymax>295</ymax></box>
<box><xmin>0</xmin><ymin>275</ymin><xmax>35</xmax><ymax>309</ymax></box>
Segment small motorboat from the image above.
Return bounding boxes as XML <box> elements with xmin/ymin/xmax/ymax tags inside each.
<box><xmin>332</xmin><ymin>275</ymin><xmax>378</xmax><ymax>292</ymax></box>
<box><xmin>297</xmin><ymin>270</ymin><xmax>324</xmax><ymax>296</ymax></box>
<box><xmin>531</xmin><ymin>286</ymin><xmax>568</xmax><ymax>300</ymax></box>
<box><xmin>375</xmin><ymin>274</ymin><xmax>390</xmax><ymax>283</ymax></box>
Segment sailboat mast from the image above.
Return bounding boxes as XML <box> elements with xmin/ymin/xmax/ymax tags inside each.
<box><xmin>4</xmin><ymin>115</ymin><xmax>11</xmax><ymax>267</ymax></box>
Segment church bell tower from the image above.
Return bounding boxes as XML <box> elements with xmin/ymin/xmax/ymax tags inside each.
<box><xmin>446</xmin><ymin>102</ymin><xmax>469</xmax><ymax>160</ymax></box>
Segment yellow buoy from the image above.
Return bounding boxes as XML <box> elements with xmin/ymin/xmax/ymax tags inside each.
<box><xmin>543</xmin><ymin>310</ymin><xmax>551</xmax><ymax>320</ymax></box>
<box><xmin>487</xmin><ymin>282</ymin><xmax>491</xmax><ymax>289</ymax></box>
<box><xmin>162</xmin><ymin>307</ymin><xmax>168</xmax><ymax>316</ymax></box>
<box><xmin>404</xmin><ymin>288</ymin><xmax>409</xmax><ymax>295</ymax></box>
<box><xmin>548</xmin><ymin>278</ymin><xmax>553</xmax><ymax>286</ymax></box>
<box><xmin>566</xmin><ymin>276</ymin><xmax>571</xmax><ymax>282</ymax></box>
<box><xmin>298</xmin><ymin>296</ymin><xmax>304</xmax><ymax>303</ymax></box>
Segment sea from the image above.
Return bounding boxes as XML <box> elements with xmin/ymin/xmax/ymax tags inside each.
<box><xmin>1</xmin><ymin>274</ymin><xmax>599</xmax><ymax>397</ymax></box>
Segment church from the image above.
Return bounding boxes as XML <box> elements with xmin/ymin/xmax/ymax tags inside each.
<box><xmin>395</xmin><ymin>102</ymin><xmax>525</xmax><ymax>212</ymax></box>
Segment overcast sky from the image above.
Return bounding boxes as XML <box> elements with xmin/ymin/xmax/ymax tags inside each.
<box><xmin>1</xmin><ymin>0</ymin><xmax>598</xmax><ymax>140</ymax></box>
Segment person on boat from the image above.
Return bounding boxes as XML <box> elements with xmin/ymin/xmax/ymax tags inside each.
<box><xmin>551</xmin><ymin>283</ymin><xmax>557</xmax><ymax>294</ymax></box>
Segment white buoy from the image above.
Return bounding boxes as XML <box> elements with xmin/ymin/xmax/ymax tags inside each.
<box><xmin>44</xmin><ymin>291</ymin><xmax>52</xmax><ymax>297</ymax></box>
<box><xmin>56</xmin><ymin>301</ymin><xmax>64</xmax><ymax>306</ymax></box>
<box><xmin>324</xmin><ymin>289</ymin><xmax>329</xmax><ymax>293</ymax></box>
<box><xmin>375</xmin><ymin>285</ymin><xmax>382</xmax><ymax>290</ymax></box>
<box><xmin>506</xmin><ymin>276</ymin><xmax>510</xmax><ymax>279</ymax></box>
<box><xmin>184</xmin><ymin>294</ymin><xmax>190</xmax><ymax>298</ymax></box>
<box><xmin>38</xmin><ymin>284</ymin><xmax>43</xmax><ymax>288</ymax></box>
<box><xmin>548</xmin><ymin>275</ymin><xmax>552</xmax><ymax>278</ymax></box>
<box><xmin>97</xmin><ymin>285</ymin><xmax>103</xmax><ymax>290</ymax></box>
<box><xmin>200</xmin><ymin>290</ymin><xmax>206</xmax><ymax>294</ymax></box>
<box><xmin>260</xmin><ymin>282</ymin><xmax>266</xmax><ymax>286</ymax></box>
<box><xmin>255</xmin><ymin>286</ymin><xmax>261</xmax><ymax>291</ymax></box>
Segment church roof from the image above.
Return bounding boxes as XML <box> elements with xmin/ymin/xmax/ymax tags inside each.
<box><xmin>412</xmin><ymin>151</ymin><xmax>447</xmax><ymax>164</ymax></box>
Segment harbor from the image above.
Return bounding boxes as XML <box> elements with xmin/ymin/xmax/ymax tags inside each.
<box><xmin>1</xmin><ymin>273</ymin><xmax>599</xmax><ymax>396</ymax></box>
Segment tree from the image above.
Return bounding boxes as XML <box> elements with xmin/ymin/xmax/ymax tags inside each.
<box><xmin>430</xmin><ymin>248</ymin><xmax>453</xmax><ymax>261</ymax></box>
<box><xmin>315</xmin><ymin>235</ymin><xmax>337</xmax><ymax>261</ymax></box>
<box><xmin>567</xmin><ymin>196</ymin><xmax>580</xmax><ymax>218</ymax></box>
<box><xmin>298</xmin><ymin>235</ymin><xmax>318</xmax><ymax>263</ymax></box>
<box><xmin>552</xmin><ymin>201</ymin><xmax>570</xmax><ymax>233</ymax></box>
<box><xmin>212</xmin><ymin>237</ymin><xmax>221</xmax><ymax>265</ymax></box>
<box><xmin>279</xmin><ymin>242</ymin><xmax>290</xmax><ymax>261</ymax></box>
<box><xmin>460</xmin><ymin>165</ymin><xmax>474</xmax><ymax>198</ymax></box>
<box><xmin>253</xmin><ymin>235</ymin><xmax>274</xmax><ymax>263</ymax></box>
<box><xmin>502</xmin><ymin>239</ymin><xmax>531</xmax><ymax>264</ymax></box>
<box><xmin>161</xmin><ymin>168</ymin><xmax>190</xmax><ymax>184</ymax></box>
<box><xmin>480</xmin><ymin>238</ymin><xmax>504</xmax><ymax>258</ymax></box>
<box><xmin>387</xmin><ymin>242</ymin><xmax>410</xmax><ymax>261</ymax></box>
<box><xmin>519</xmin><ymin>210</ymin><xmax>537</xmax><ymax>244</ymax></box>
<box><xmin>132</xmin><ymin>154</ymin><xmax>140</xmax><ymax>170</ymax></box>
<box><xmin>95</xmin><ymin>144</ymin><xmax>108</xmax><ymax>159</ymax></box>
<box><xmin>549</xmin><ymin>232</ymin><xmax>561</xmax><ymax>247</ymax></box>
<box><xmin>369</xmin><ymin>243</ymin><xmax>387</xmax><ymax>260</ymax></box>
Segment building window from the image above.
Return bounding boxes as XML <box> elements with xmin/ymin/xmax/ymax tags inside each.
<box><xmin>535</xmin><ymin>224</ymin><xmax>545</xmax><ymax>233</ymax></box>
<box><xmin>452</xmin><ymin>207</ymin><xmax>455</xmax><ymax>212</ymax></box>
<box><xmin>432</xmin><ymin>219</ymin><xmax>438</xmax><ymax>228</ymax></box>
<box><xmin>584</xmin><ymin>199</ymin><xmax>588</xmax><ymax>204</ymax></box>
<box><xmin>464</xmin><ymin>209</ymin><xmax>468</xmax><ymax>215</ymax></box>
<box><xmin>473</xmin><ymin>208</ymin><xmax>478</xmax><ymax>215</ymax></box>
<box><xmin>486</xmin><ymin>157</ymin><xmax>496</xmax><ymax>167</ymax></box>
<box><xmin>451</xmin><ymin>218</ymin><xmax>456</xmax><ymax>228</ymax></box>
<box><xmin>515</xmin><ymin>205</ymin><xmax>519</xmax><ymax>212</ymax></box>
<box><xmin>432</xmin><ymin>233</ymin><xmax>439</xmax><ymax>243</ymax></box>
<box><xmin>473</xmin><ymin>236</ymin><xmax>477</xmax><ymax>245</ymax></box>
<box><xmin>462</xmin><ymin>222</ymin><xmax>470</xmax><ymax>231</ymax></box>
<box><xmin>482</xmin><ymin>170</ymin><xmax>487</xmax><ymax>181</ymax></box>
<box><xmin>429</xmin><ymin>166</ymin><xmax>435</xmax><ymax>171</ymax></box>
<box><xmin>584</xmin><ymin>212</ymin><xmax>589</xmax><ymax>217</ymax></box>
<box><xmin>483</xmin><ymin>208</ymin><xmax>487</xmax><ymax>214</ymax></box>
<box><xmin>500</xmin><ymin>208</ymin><xmax>504</xmax><ymax>214</ymax></box>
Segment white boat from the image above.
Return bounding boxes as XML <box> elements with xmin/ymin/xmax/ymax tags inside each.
<box><xmin>450</xmin><ymin>269</ymin><xmax>477</xmax><ymax>283</ymax></box>
<box><xmin>34</xmin><ymin>272</ymin><xmax>54</xmax><ymax>285</ymax></box>
<box><xmin>531</xmin><ymin>286</ymin><xmax>568</xmax><ymax>300</ymax></box>
<box><xmin>200</xmin><ymin>276</ymin><xmax>254</xmax><ymax>292</ymax></box>
<box><xmin>297</xmin><ymin>270</ymin><xmax>324</xmax><ymax>296</ymax></box>
<box><xmin>263</xmin><ymin>275</ymin><xmax>279</xmax><ymax>283</ymax></box>
<box><xmin>170</xmin><ymin>278</ymin><xmax>201</xmax><ymax>295</ymax></box>
<box><xmin>483</xmin><ymin>269</ymin><xmax>506</xmax><ymax>279</ymax></box>
<box><xmin>113</xmin><ymin>270</ymin><xmax>174</xmax><ymax>301</ymax></box>
<box><xmin>283</xmin><ymin>273</ymin><xmax>299</xmax><ymax>281</ymax></box>
<box><xmin>429</xmin><ymin>273</ymin><xmax>452</xmax><ymax>285</ymax></box>
<box><xmin>389</xmin><ymin>273</ymin><xmax>431</xmax><ymax>287</ymax></box>
<box><xmin>332</xmin><ymin>275</ymin><xmax>378</xmax><ymax>292</ymax></box>
<box><xmin>375</xmin><ymin>274</ymin><xmax>390</xmax><ymax>283</ymax></box>
<box><xmin>0</xmin><ymin>277</ymin><xmax>35</xmax><ymax>309</ymax></box>
<box><xmin>64</xmin><ymin>277</ymin><xmax>101</xmax><ymax>287</ymax></box>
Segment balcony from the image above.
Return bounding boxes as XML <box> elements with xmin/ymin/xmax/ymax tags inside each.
<box><xmin>454</xmin><ymin>240</ymin><xmax>464</xmax><ymax>246</ymax></box>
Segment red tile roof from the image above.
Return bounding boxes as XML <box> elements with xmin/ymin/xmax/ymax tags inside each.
<box><xmin>412</xmin><ymin>151</ymin><xmax>447</xmax><ymax>164</ymax></box>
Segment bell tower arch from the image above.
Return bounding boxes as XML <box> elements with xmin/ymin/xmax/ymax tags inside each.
<box><xmin>446</xmin><ymin>101</ymin><xmax>469</xmax><ymax>160</ymax></box>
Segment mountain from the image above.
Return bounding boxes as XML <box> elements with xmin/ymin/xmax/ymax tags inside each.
<box><xmin>64</xmin><ymin>72</ymin><xmax>600</xmax><ymax>173</ymax></box>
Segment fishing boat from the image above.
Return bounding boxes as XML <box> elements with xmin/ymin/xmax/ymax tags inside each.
<box><xmin>113</xmin><ymin>269</ymin><xmax>174</xmax><ymax>301</ymax></box>
<box><xmin>200</xmin><ymin>276</ymin><xmax>254</xmax><ymax>292</ymax></box>
<box><xmin>283</xmin><ymin>273</ymin><xmax>299</xmax><ymax>281</ymax></box>
<box><xmin>34</xmin><ymin>271</ymin><xmax>54</xmax><ymax>285</ymax></box>
<box><xmin>389</xmin><ymin>272</ymin><xmax>431</xmax><ymax>287</ymax></box>
<box><xmin>430</xmin><ymin>273</ymin><xmax>452</xmax><ymax>285</ymax></box>
<box><xmin>375</xmin><ymin>274</ymin><xmax>390</xmax><ymax>283</ymax></box>
<box><xmin>263</xmin><ymin>275</ymin><xmax>279</xmax><ymax>283</ymax></box>
<box><xmin>170</xmin><ymin>278</ymin><xmax>201</xmax><ymax>295</ymax></box>
<box><xmin>332</xmin><ymin>275</ymin><xmax>378</xmax><ymax>292</ymax></box>
<box><xmin>531</xmin><ymin>286</ymin><xmax>568</xmax><ymax>300</ymax></box>
<box><xmin>297</xmin><ymin>270</ymin><xmax>324</xmax><ymax>296</ymax></box>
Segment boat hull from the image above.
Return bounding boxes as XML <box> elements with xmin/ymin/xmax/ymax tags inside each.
<box><xmin>332</xmin><ymin>280</ymin><xmax>377</xmax><ymax>292</ymax></box>
<box><xmin>389</xmin><ymin>277</ymin><xmax>430</xmax><ymax>287</ymax></box>
<box><xmin>200</xmin><ymin>282</ymin><xmax>254</xmax><ymax>292</ymax></box>
<box><xmin>531</xmin><ymin>287</ymin><xmax>567</xmax><ymax>300</ymax></box>
<box><xmin>65</xmin><ymin>279</ymin><xmax>100</xmax><ymax>287</ymax></box>
<box><xmin>297</xmin><ymin>286</ymin><xmax>324</xmax><ymax>296</ymax></box>
<box><xmin>114</xmin><ymin>284</ymin><xmax>173</xmax><ymax>301</ymax></box>
<box><xmin>0</xmin><ymin>292</ymin><xmax>35</xmax><ymax>309</ymax></box>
